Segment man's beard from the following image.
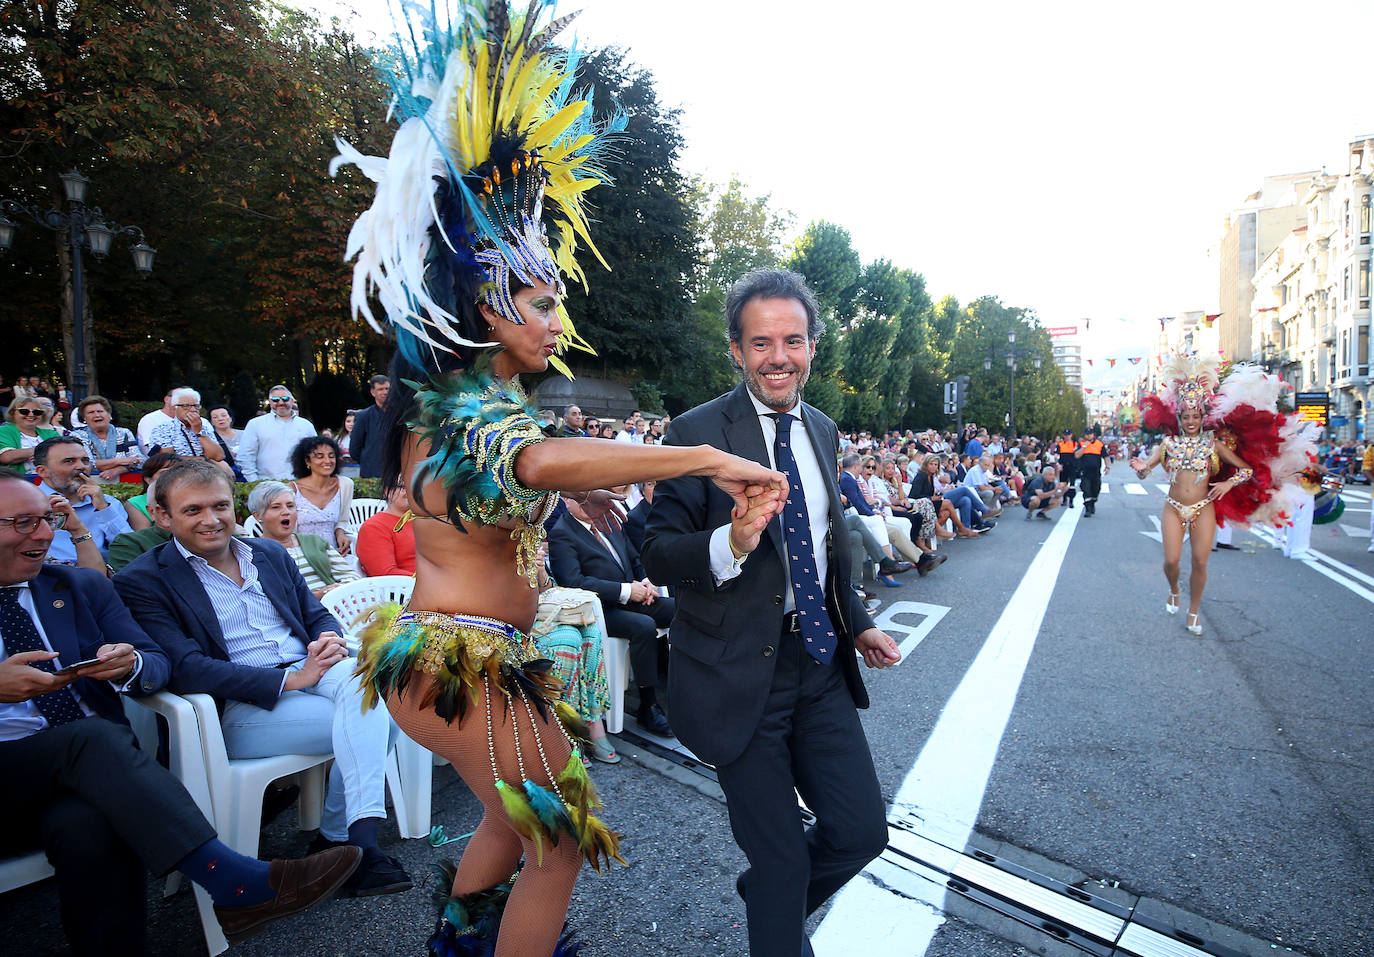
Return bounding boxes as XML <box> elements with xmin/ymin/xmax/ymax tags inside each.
<box><xmin>743</xmin><ymin>364</ymin><xmax>810</xmax><ymax>412</ymax></box>
<box><xmin>53</xmin><ymin>474</ymin><xmax>85</xmax><ymax>497</ymax></box>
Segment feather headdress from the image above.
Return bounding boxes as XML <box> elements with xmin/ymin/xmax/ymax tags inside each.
<box><xmin>1158</xmin><ymin>352</ymin><xmax>1221</xmax><ymax>417</ymax></box>
<box><xmin>331</xmin><ymin>0</ymin><xmax>626</xmax><ymax>377</ymax></box>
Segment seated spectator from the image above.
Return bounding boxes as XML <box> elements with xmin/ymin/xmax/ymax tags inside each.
<box><xmin>558</xmin><ymin>404</ymin><xmax>587</xmax><ymax>437</ymax></box>
<box><xmin>35</xmin><ymin>437</ymin><xmax>132</xmax><ymax>564</ymax></box>
<box><xmin>73</xmin><ymin>395</ymin><xmax>144</xmax><ymax>481</ymax></box>
<box><xmin>0</xmin><ymin>375</ymin><xmax>12</xmax><ymax>411</ymax></box>
<box><xmin>910</xmin><ymin>453</ymin><xmax>981</xmax><ymax>539</ymax></box>
<box><xmin>859</xmin><ymin>454</ymin><xmax>934</xmax><ymax>571</ymax></box>
<box><xmin>148</xmin><ymin>388</ymin><xmax>230</xmax><ymax>476</ymax></box>
<box><xmin>0</xmin><ymin>398</ymin><xmax>60</xmax><ymax>475</ymax></box>
<box><xmin>113</xmin><ymin>460</ymin><xmax>411</xmax><ymax>896</ymax></box>
<box><xmin>249</xmin><ymin>481</ymin><xmax>359</xmax><ymax>600</ymax></box>
<box><xmin>10</xmin><ymin>375</ymin><xmax>34</xmax><ymax>403</ymax></box>
<box><xmin>1022</xmin><ymin>465</ymin><xmax>1064</xmax><ymax>519</ymax></box>
<box><xmin>123</xmin><ymin>451</ymin><xmax>182</xmax><ymax>532</ymax></box>
<box><xmin>42</xmin><ymin>399</ymin><xmax>72</xmax><ymax>435</ymax></box>
<box><xmin>354</xmin><ymin>486</ymin><xmax>415</xmax><ymax>577</ymax></box>
<box><xmin>935</xmin><ymin>456</ymin><xmax>995</xmax><ymax>531</ymax></box>
<box><xmin>548</xmin><ymin>494</ymin><xmax>675</xmax><ymax>738</ymax></box>
<box><xmin>877</xmin><ymin>457</ymin><xmax>946</xmax><ymax>575</ymax></box>
<box><xmin>289</xmin><ymin>435</ymin><xmax>354</xmax><ymax>555</ymax></box>
<box><xmin>532</xmin><ymin>542</ymin><xmax>617</xmax><ymax>763</ymax></box>
<box><xmin>845</xmin><ymin>512</ymin><xmax>899</xmax><ymax>593</ymax></box>
<box><xmin>136</xmin><ymin>390</ymin><xmax>177</xmax><ymax>453</ymax></box>
<box><xmin>837</xmin><ymin>453</ymin><xmax>914</xmax><ymax>582</ymax></box>
<box><xmin>0</xmin><ymin>471</ymin><xmax>362</xmax><ymax>952</ymax></box>
<box><xmin>962</xmin><ymin>454</ymin><xmax>1007</xmax><ymax>515</ymax></box>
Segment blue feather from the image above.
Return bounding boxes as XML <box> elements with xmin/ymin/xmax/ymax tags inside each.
<box><xmin>522</xmin><ymin>780</ymin><xmax>575</xmax><ymax>843</ymax></box>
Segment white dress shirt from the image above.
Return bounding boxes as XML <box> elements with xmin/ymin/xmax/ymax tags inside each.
<box><xmin>710</xmin><ymin>393</ymin><xmax>830</xmax><ymax>612</ymax></box>
<box><xmin>237</xmin><ymin>411</ymin><xmax>316</xmax><ymax>481</ymax></box>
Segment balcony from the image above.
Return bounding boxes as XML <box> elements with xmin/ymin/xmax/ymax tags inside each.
<box><xmin>1321</xmin><ymin>323</ymin><xmax>1336</xmax><ymax>343</ymax></box>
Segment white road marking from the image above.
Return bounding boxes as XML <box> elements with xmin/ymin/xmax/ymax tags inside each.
<box><xmin>1123</xmin><ymin>483</ymin><xmax>1148</xmax><ymax>495</ymax></box>
<box><xmin>1247</xmin><ymin>526</ymin><xmax>1374</xmax><ymax>605</ymax></box>
<box><xmin>1100</xmin><ymin>482</ymin><xmax>1110</xmax><ymax>494</ymax></box>
<box><xmin>1156</xmin><ymin>483</ymin><xmax>1171</xmax><ymax>494</ymax></box>
<box><xmin>1340</xmin><ymin>523</ymin><xmax>1371</xmax><ymax>538</ymax></box>
<box><xmin>1140</xmin><ymin>515</ymin><xmax>1163</xmax><ymax>543</ymax></box>
<box><xmin>871</xmin><ymin>601</ymin><xmax>952</xmax><ymax>662</ymax></box>
<box><xmin>814</xmin><ymin>508</ymin><xmax>1083</xmax><ymax>955</ymax></box>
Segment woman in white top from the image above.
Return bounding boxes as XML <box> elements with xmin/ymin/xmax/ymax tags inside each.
<box><xmin>336</xmin><ymin>410</ymin><xmax>355</xmax><ymax>463</ymax></box>
<box><xmin>860</xmin><ymin>455</ymin><xmax>928</xmax><ymax>566</ymax></box>
<box><xmin>288</xmin><ymin>434</ymin><xmax>354</xmax><ymax>554</ymax></box>
<box><xmin>209</xmin><ymin>405</ymin><xmax>241</xmax><ymax>458</ymax></box>
<box><xmin>247</xmin><ymin>481</ymin><xmax>359</xmax><ymax>599</ymax></box>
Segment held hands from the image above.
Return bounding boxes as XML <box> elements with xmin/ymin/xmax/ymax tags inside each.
<box><xmin>729</xmin><ymin>484</ymin><xmax>786</xmax><ymax>558</ymax></box>
<box><xmin>709</xmin><ymin>451</ymin><xmax>787</xmax><ymax>521</ymax></box>
<box><xmin>628</xmin><ymin>580</ymin><xmax>658</xmax><ymax>604</ymax></box>
<box><xmin>855</xmin><ymin>628</ymin><xmax>901</xmax><ymax>669</ymax></box>
<box><xmin>286</xmin><ymin>631</ymin><xmax>348</xmax><ymax>690</ymax></box>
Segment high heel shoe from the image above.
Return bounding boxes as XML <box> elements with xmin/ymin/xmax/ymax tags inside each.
<box><xmin>876</xmin><ymin>574</ymin><xmax>902</xmax><ymax>587</ymax></box>
<box><xmin>1186</xmin><ymin>612</ymin><xmax>1202</xmax><ymax>635</ymax></box>
<box><xmin>1166</xmin><ymin>592</ymin><xmax>1180</xmax><ymax>615</ymax></box>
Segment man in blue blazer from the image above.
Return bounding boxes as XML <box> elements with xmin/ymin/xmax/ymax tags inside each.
<box><xmin>0</xmin><ymin>472</ymin><xmax>360</xmax><ymax>953</ymax></box>
<box><xmin>114</xmin><ymin>460</ymin><xmax>410</xmax><ymax>897</ymax></box>
<box><xmin>643</xmin><ymin>269</ymin><xmax>901</xmax><ymax>957</ymax></box>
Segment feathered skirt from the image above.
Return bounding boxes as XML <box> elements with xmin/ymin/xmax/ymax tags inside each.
<box><xmin>355</xmin><ymin>606</ymin><xmax>625</xmax><ymax>873</ymax></box>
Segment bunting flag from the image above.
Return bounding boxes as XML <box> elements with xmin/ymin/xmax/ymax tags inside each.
<box><xmin>1086</xmin><ymin>358</ymin><xmax>1093</xmax><ymax>366</ymax></box>
<box><xmin>1127</xmin><ymin>356</ymin><xmax>1142</xmax><ymax>365</ymax></box>
<box><xmin>1084</xmin><ymin>388</ymin><xmax>1094</xmax><ymax>394</ymax></box>
<box><xmin>1257</xmin><ymin>306</ymin><xmax>1279</xmax><ymax>312</ymax></box>
<box><xmin>1204</xmin><ymin>313</ymin><xmax>1221</xmax><ymax>327</ymax></box>
<box><xmin>1108</xmin><ymin>358</ymin><xmax>1117</xmax><ymax>368</ymax></box>
<box><xmin>1084</xmin><ymin>319</ymin><xmax>1091</xmax><ymax>330</ymax></box>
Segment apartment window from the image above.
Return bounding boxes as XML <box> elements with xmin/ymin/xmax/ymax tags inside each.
<box><xmin>1361</xmin><ymin>323</ymin><xmax>1370</xmax><ymax>377</ymax></box>
<box><xmin>1363</xmin><ymin>194</ymin><xmax>1372</xmax><ymax>243</ymax></box>
<box><xmin>1340</xmin><ymin>329</ymin><xmax>1351</xmax><ymax>379</ymax></box>
<box><xmin>1362</xmin><ymin>260</ymin><xmax>1371</xmax><ymax>309</ymax></box>
<box><xmin>1345</xmin><ymin>265</ymin><xmax>1352</xmax><ymax>302</ymax></box>
<box><xmin>1345</xmin><ymin>199</ymin><xmax>1351</xmax><ymax>237</ymax></box>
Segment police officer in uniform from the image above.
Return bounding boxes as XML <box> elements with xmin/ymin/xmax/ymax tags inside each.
<box><xmin>1056</xmin><ymin>430</ymin><xmax>1079</xmax><ymax>507</ymax></box>
<box><xmin>1074</xmin><ymin>429</ymin><xmax>1106</xmax><ymax>516</ymax></box>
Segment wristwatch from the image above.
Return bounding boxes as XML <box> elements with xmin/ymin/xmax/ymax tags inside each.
<box><xmin>70</xmin><ymin>532</ymin><xmax>93</xmax><ymax>545</ymax></box>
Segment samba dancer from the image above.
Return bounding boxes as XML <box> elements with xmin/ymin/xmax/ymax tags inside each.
<box><xmin>334</xmin><ymin>6</ymin><xmax>785</xmax><ymax>955</ymax></box>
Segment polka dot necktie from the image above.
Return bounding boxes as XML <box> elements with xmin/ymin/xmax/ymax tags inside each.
<box><xmin>0</xmin><ymin>588</ymin><xmax>85</xmax><ymax>726</ymax></box>
<box><xmin>769</xmin><ymin>413</ymin><xmax>837</xmax><ymax>665</ymax></box>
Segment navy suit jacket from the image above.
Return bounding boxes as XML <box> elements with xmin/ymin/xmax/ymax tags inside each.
<box><xmin>641</xmin><ymin>383</ymin><xmax>875</xmax><ymax>766</ymax></box>
<box><xmin>348</xmin><ymin>404</ymin><xmax>385</xmax><ymax>479</ymax></box>
<box><xmin>26</xmin><ymin>565</ymin><xmax>170</xmax><ymax>726</ymax></box>
<box><xmin>113</xmin><ymin>538</ymin><xmax>341</xmax><ymax>712</ymax></box>
<box><xmin>838</xmin><ymin>469</ymin><xmax>876</xmax><ymax>516</ymax></box>
<box><xmin>547</xmin><ymin>513</ymin><xmax>644</xmax><ymax>611</ymax></box>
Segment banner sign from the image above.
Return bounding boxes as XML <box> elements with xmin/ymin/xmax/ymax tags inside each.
<box><xmin>1294</xmin><ymin>392</ymin><xmax>1330</xmax><ymax>429</ymax></box>
<box><xmin>1046</xmin><ymin>326</ymin><xmax>1078</xmax><ymax>338</ymax></box>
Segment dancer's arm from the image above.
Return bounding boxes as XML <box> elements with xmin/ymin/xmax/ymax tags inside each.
<box><xmin>1130</xmin><ymin>446</ymin><xmax>1162</xmax><ymax>479</ymax></box>
<box><xmin>1207</xmin><ymin>443</ymin><xmax>1255</xmax><ymax>502</ymax></box>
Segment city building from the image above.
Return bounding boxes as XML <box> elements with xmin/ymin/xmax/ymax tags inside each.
<box><xmin>1051</xmin><ymin>340</ymin><xmax>1082</xmax><ymax>391</ymax></box>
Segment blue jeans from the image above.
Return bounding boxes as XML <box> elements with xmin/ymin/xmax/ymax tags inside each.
<box><xmin>220</xmin><ymin>657</ymin><xmax>398</xmax><ymax>841</ymax></box>
<box><xmin>941</xmin><ymin>485</ymin><xmax>984</xmax><ymax>525</ymax></box>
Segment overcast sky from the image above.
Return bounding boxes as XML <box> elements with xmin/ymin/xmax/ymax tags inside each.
<box><xmin>308</xmin><ymin>0</ymin><xmax>1373</xmax><ymax>392</ymax></box>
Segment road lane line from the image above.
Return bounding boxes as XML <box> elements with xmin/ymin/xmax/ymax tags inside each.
<box><xmin>814</xmin><ymin>507</ymin><xmax>1083</xmax><ymax>955</ymax></box>
<box><xmin>1123</xmin><ymin>483</ymin><xmax>1147</xmax><ymax>495</ymax></box>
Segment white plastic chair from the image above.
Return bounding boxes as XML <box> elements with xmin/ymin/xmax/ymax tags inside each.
<box><xmin>321</xmin><ymin>575</ymin><xmax>432</xmax><ymax>840</ymax></box>
<box><xmin>0</xmin><ymin>851</ymin><xmax>53</xmax><ymax>896</ymax></box>
<box><xmin>241</xmin><ymin>515</ymin><xmax>264</xmax><ymax>537</ymax></box>
<box><xmin>339</xmin><ymin>498</ymin><xmax>386</xmax><ymax>539</ymax></box>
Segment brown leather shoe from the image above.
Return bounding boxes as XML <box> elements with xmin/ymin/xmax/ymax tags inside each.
<box><xmin>214</xmin><ymin>845</ymin><xmax>362</xmax><ymax>942</ymax></box>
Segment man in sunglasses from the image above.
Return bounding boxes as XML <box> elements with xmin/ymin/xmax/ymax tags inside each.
<box><xmin>0</xmin><ymin>471</ymin><xmax>362</xmax><ymax>954</ymax></box>
<box><xmin>236</xmin><ymin>385</ymin><xmax>317</xmax><ymax>482</ymax></box>
<box><xmin>34</xmin><ymin>437</ymin><xmax>131</xmax><ymax>564</ymax></box>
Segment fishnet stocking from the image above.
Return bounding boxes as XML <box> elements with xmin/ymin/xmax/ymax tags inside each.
<box><xmin>387</xmin><ymin>678</ymin><xmax>583</xmax><ymax>957</ymax></box>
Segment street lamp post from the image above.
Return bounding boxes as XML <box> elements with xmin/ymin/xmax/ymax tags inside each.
<box><xmin>0</xmin><ymin>169</ymin><xmax>156</xmax><ymax>403</ymax></box>
<box><xmin>983</xmin><ymin>330</ymin><xmax>1042</xmax><ymax>440</ymax></box>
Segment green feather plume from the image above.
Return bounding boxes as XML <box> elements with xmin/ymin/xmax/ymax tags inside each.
<box><xmin>522</xmin><ymin>780</ymin><xmax>576</xmax><ymax>844</ymax></box>
<box><xmin>496</xmin><ymin>778</ymin><xmax>547</xmax><ymax>865</ymax></box>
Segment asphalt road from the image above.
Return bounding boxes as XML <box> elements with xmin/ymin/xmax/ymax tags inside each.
<box><xmin>5</xmin><ymin>463</ymin><xmax>1371</xmax><ymax>956</ymax></box>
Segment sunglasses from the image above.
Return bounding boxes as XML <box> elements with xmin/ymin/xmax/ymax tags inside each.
<box><xmin>15</xmin><ymin>408</ymin><xmax>44</xmax><ymax>417</ymax></box>
<box><xmin>268</xmin><ymin>397</ymin><xmax>293</xmax><ymax>404</ymax></box>
<box><xmin>0</xmin><ymin>512</ymin><xmax>66</xmax><ymax>534</ymax></box>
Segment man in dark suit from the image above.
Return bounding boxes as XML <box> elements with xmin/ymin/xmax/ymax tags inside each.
<box><xmin>0</xmin><ymin>472</ymin><xmax>360</xmax><ymax>954</ymax></box>
<box><xmin>548</xmin><ymin>493</ymin><xmax>676</xmax><ymax>736</ymax></box>
<box><xmin>114</xmin><ymin>460</ymin><xmax>410</xmax><ymax>897</ymax></box>
<box><xmin>346</xmin><ymin>374</ymin><xmax>390</xmax><ymax>478</ymax></box>
<box><xmin>642</xmin><ymin>269</ymin><xmax>900</xmax><ymax>957</ymax></box>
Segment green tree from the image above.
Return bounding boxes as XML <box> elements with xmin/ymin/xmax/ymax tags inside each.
<box><xmin>785</xmin><ymin>221</ymin><xmax>862</xmax><ymax>421</ymax></box>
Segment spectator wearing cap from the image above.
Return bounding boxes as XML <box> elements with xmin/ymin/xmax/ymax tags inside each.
<box><xmin>237</xmin><ymin>385</ymin><xmax>316</xmax><ymax>481</ymax></box>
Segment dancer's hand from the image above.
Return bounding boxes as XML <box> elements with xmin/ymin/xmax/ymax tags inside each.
<box><xmin>707</xmin><ymin>450</ymin><xmax>787</xmax><ymax>518</ymax></box>
<box><xmin>579</xmin><ymin>489</ymin><xmax>627</xmax><ymax>534</ymax></box>
<box><xmin>1206</xmin><ymin>478</ymin><xmax>1235</xmax><ymax>502</ymax></box>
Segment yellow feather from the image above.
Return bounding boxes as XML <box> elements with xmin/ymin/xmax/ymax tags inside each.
<box><xmin>526</xmin><ymin>102</ymin><xmax>590</xmax><ymax>155</ymax></box>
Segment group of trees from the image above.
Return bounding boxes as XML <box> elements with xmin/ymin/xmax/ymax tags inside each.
<box><xmin>0</xmin><ymin>0</ymin><xmax>1085</xmax><ymax>436</ymax></box>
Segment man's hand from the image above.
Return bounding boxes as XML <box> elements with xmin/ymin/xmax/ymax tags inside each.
<box><xmin>76</xmin><ymin>643</ymin><xmax>138</xmax><ymax>683</ymax></box>
<box><xmin>854</xmin><ymin>628</ymin><xmax>901</xmax><ymax>669</ymax></box>
<box><xmin>284</xmin><ymin>632</ymin><xmax>348</xmax><ymax>691</ymax></box>
<box><xmin>579</xmin><ymin>489</ymin><xmax>627</xmax><ymax>534</ymax></box>
<box><xmin>0</xmin><ymin>651</ymin><xmax>77</xmax><ymax>703</ymax></box>
<box><xmin>627</xmin><ymin>581</ymin><xmax>657</xmax><ymax>604</ymax></box>
<box><xmin>178</xmin><ymin>406</ymin><xmax>204</xmax><ymax>433</ymax></box>
<box><xmin>729</xmin><ymin>484</ymin><xmax>784</xmax><ymax>558</ymax></box>
<box><xmin>707</xmin><ymin>450</ymin><xmax>787</xmax><ymax>519</ymax></box>
<box><xmin>72</xmin><ymin>473</ymin><xmax>106</xmax><ymax>510</ymax></box>
<box><xmin>48</xmin><ymin>494</ymin><xmax>90</xmax><ymax>539</ymax></box>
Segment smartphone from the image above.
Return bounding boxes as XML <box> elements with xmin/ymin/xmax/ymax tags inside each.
<box><xmin>55</xmin><ymin>656</ymin><xmax>104</xmax><ymax>674</ymax></box>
